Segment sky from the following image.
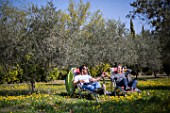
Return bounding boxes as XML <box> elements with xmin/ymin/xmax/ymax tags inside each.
<box><xmin>15</xmin><ymin>0</ymin><xmax>151</xmax><ymax>34</ymax></box>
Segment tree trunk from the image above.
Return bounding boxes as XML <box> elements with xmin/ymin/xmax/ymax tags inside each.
<box><xmin>135</xmin><ymin>74</ymin><xmax>138</xmax><ymax>80</ymax></box>
<box><xmin>135</xmin><ymin>71</ymin><xmax>140</xmax><ymax>80</ymax></box>
<box><xmin>30</xmin><ymin>78</ymin><xmax>35</xmax><ymax>93</ymax></box>
<box><xmin>153</xmin><ymin>71</ymin><xmax>157</xmax><ymax>78</ymax></box>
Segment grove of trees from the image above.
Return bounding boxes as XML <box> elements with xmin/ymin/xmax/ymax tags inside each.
<box><xmin>0</xmin><ymin>0</ymin><xmax>167</xmax><ymax>92</ymax></box>
<box><xmin>128</xmin><ymin>0</ymin><xmax>170</xmax><ymax>75</ymax></box>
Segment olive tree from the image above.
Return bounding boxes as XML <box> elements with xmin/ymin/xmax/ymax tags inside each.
<box><xmin>128</xmin><ymin>0</ymin><xmax>170</xmax><ymax>75</ymax></box>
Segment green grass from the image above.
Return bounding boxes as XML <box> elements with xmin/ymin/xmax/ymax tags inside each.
<box><xmin>0</xmin><ymin>77</ymin><xmax>170</xmax><ymax>113</ymax></box>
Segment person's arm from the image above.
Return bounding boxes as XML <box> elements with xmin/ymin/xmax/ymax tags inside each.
<box><xmin>125</xmin><ymin>69</ymin><xmax>132</xmax><ymax>77</ymax></box>
<box><xmin>109</xmin><ymin>72</ymin><xmax>116</xmax><ymax>80</ymax></box>
<box><xmin>126</xmin><ymin>69</ymin><xmax>132</xmax><ymax>73</ymax></box>
<box><xmin>90</xmin><ymin>76</ymin><xmax>102</xmax><ymax>82</ymax></box>
<box><xmin>73</xmin><ymin>80</ymin><xmax>79</xmax><ymax>86</ymax></box>
<box><xmin>73</xmin><ymin>76</ymin><xmax>85</xmax><ymax>86</ymax></box>
<box><xmin>90</xmin><ymin>72</ymin><xmax>107</xmax><ymax>82</ymax></box>
<box><xmin>124</xmin><ymin>69</ymin><xmax>132</xmax><ymax>82</ymax></box>
<box><xmin>73</xmin><ymin>79</ymin><xmax>85</xmax><ymax>86</ymax></box>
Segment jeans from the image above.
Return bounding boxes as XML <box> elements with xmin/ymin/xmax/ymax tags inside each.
<box><xmin>128</xmin><ymin>79</ymin><xmax>137</xmax><ymax>90</ymax></box>
<box><xmin>82</xmin><ymin>82</ymin><xmax>101</xmax><ymax>91</ymax></box>
<box><xmin>116</xmin><ymin>78</ymin><xmax>128</xmax><ymax>90</ymax></box>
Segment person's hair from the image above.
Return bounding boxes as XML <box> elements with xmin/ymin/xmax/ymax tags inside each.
<box><xmin>118</xmin><ymin>63</ymin><xmax>122</xmax><ymax>66</ymax></box>
<box><xmin>79</xmin><ymin>65</ymin><xmax>86</xmax><ymax>73</ymax></box>
<box><xmin>117</xmin><ymin>63</ymin><xmax>123</xmax><ymax>68</ymax></box>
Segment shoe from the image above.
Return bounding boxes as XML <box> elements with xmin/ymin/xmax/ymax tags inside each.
<box><xmin>130</xmin><ymin>87</ymin><xmax>134</xmax><ymax>91</ymax></box>
<box><xmin>125</xmin><ymin>87</ymin><xmax>130</xmax><ymax>91</ymax></box>
<box><xmin>105</xmin><ymin>91</ymin><xmax>112</xmax><ymax>95</ymax></box>
<box><xmin>99</xmin><ymin>89</ymin><xmax>104</xmax><ymax>95</ymax></box>
<box><xmin>134</xmin><ymin>88</ymin><xmax>141</xmax><ymax>93</ymax></box>
<box><xmin>110</xmin><ymin>91</ymin><xmax>116</xmax><ymax>96</ymax></box>
<box><xmin>94</xmin><ymin>88</ymin><xmax>104</xmax><ymax>95</ymax></box>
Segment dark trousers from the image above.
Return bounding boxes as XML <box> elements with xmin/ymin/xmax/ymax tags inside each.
<box><xmin>117</xmin><ymin>78</ymin><xmax>128</xmax><ymax>90</ymax></box>
<box><xmin>128</xmin><ymin>79</ymin><xmax>137</xmax><ymax>90</ymax></box>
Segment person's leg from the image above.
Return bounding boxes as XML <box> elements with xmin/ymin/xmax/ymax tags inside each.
<box><xmin>131</xmin><ymin>79</ymin><xmax>137</xmax><ymax>90</ymax></box>
<box><xmin>117</xmin><ymin>78</ymin><xmax>128</xmax><ymax>90</ymax></box>
<box><xmin>128</xmin><ymin>79</ymin><xmax>137</xmax><ymax>90</ymax></box>
<box><xmin>82</xmin><ymin>82</ymin><xmax>101</xmax><ymax>91</ymax></box>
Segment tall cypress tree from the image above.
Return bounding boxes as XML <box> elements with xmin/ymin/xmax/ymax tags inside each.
<box><xmin>130</xmin><ymin>18</ymin><xmax>135</xmax><ymax>38</ymax></box>
<box><xmin>141</xmin><ymin>25</ymin><xmax>144</xmax><ymax>35</ymax></box>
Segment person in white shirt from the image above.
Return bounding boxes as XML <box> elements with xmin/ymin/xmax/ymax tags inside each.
<box><xmin>73</xmin><ymin>65</ymin><xmax>107</xmax><ymax>92</ymax></box>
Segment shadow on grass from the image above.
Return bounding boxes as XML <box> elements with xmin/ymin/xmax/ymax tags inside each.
<box><xmin>56</xmin><ymin>94</ymin><xmax>170</xmax><ymax>113</ymax></box>
<box><xmin>43</xmin><ymin>84</ymin><xmax>64</xmax><ymax>86</ymax></box>
<box><xmin>138</xmin><ymin>86</ymin><xmax>170</xmax><ymax>90</ymax></box>
<box><xmin>136</xmin><ymin>75</ymin><xmax>169</xmax><ymax>81</ymax></box>
<box><xmin>0</xmin><ymin>90</ymin><xmax>31</xmax><ymax>96</ymax></box>
<box><xmin>58</xmin><ymin>92</ymin><xmax>96</xmax><ymax>100</ymax></box>
<box><xmin>0</xmin><ymin>88</ymin><xmax>60</xmax><ymax>96</ymax></box>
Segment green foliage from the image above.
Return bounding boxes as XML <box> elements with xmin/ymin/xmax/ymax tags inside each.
<box><xmin>48</xmin><ymin>68</ymin><xmax>60</xmax><ymax>81</ymax></box>
<box><xmin>90</xmin><ymin>66</ymin><xmax>99</xmax><ymax>77</ymax></box>
<box><xmin>103</xmin><ymin>63</ymin><xmax>111</xmax><ymax>72</ymax></box>
<box><xmin>58</xmin><ymin>69</ymin><xmax>68</xmax><ymax>80</ymax></box>
<box><xmin>65</xmin><ymin>68</ymin><xmax>75</xmax><ymax>95</ymax></box>
<box><xmin>48</xmin><ymin>68</ymin><xmax>68</xmax><ymax>81</ymax></box>
<box><xmin>7</xmin><ymin>68</ymin><xmax>19</xmax><ymax>83</ymax></box>
<box><xmin>136</xmin><ymin>30</ymin><xmax>162</xmax><ymax>71</ymax></box>
<box><xmin>0</xmin><ymin>65</ymin><xmax>23</xmax><ymax>84</ymax></box>
<box><xmin>128</xmin><ymin>0</ymin><xmax>170</xmax><ymax>33</ymax></box>
<box><xmin>89</xmin><ymin>63</ymin><xmax>110</xmax><ymax>77</ymax></box>
<box><xmin>0</xmin><ymin>66</ymin><xmax>6</xmax><ymax>84</ymax></box>
<box><xmin>130</xmin><ymin>18</ymin><xmax>135</xmax><ymax>38</ymax></box>
<box><xmin>128</xmin><ymin>0</ymin><xmax>170</xmax><ymax>74</ymax></box>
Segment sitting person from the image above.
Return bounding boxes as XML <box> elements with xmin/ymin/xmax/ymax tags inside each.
<box><xmin>73</xmin><ymin>65</ymin><xmax>107</xmax><ymax>92</ymax></box>
<box><xmin>123</xmin><ymin>66</ymin><xmax>138</xmax><ymax>91</ymax></box>
<box><xmin>110</xmin><ymin>64</ymin><xmax>138</xmax><ymax>91</ymax></box>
